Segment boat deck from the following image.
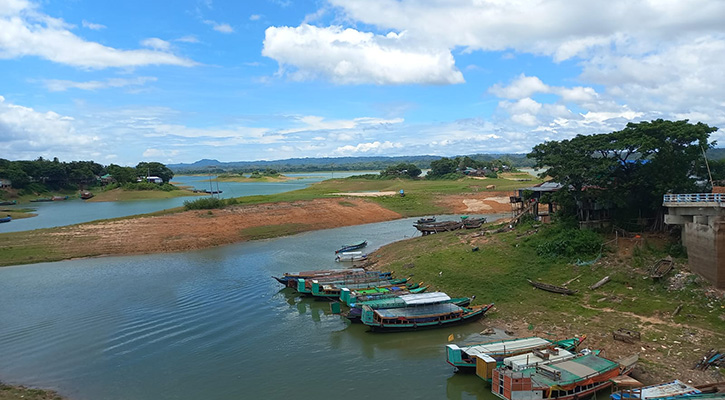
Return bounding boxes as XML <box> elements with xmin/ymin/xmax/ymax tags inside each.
<box><xmin>375</xmin><ymin>303</ymin><xmax>462</xmax><ymax>318</ymax></box>
<box><xmin>463</xmin><ymin>337</ymin><xmax>552</xmax><ymax>357</ymax></box>
<box><xmin>510</xmin><ymin>354</ymin><xmax>617</xmax><ymax>387</ymax></box>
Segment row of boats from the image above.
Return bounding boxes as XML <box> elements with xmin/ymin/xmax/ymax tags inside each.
<box><xmin>272</xmin><ymin>267</ymin><xmax>494</xmax><ymax>332</ymax></box>
<box><xmin>273</xmin><ymin>264</ymin><xmax>723</xmax><ymax>399</ymax></box>
<box><xmin>413</xmin><ymin>216</ymin><xmax>487</xmax><ymax>235</ymax></box>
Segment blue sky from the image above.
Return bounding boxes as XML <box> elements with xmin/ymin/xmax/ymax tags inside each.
<box><xmin>1</xmin><ymin>0</ymin><xmax>724</xmax><ymax>165</ymax></box>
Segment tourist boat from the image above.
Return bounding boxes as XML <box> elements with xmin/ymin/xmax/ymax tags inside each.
<box><xmin>416</xmin><ymin>216</ymin><xmax>436</xmax><ymax>224</ymax></box>
<box><xmin>272</xmin><ymin>267</ymin><xmax>368</xmax><ymax>287</ymax></box>
<box><xmin>340</xmin><ymin>283</ymin><xmax>428</xmax><ymax>306</ymax></box>
<box><xmin>650</xmin><ymin>256</ymin><xmax>674</xmax><ymax>279</ymax></box>
<box><xmin>361</xmin><ymin>302</ymin><xmax>494</xmax><ymax>332</ymax></box>
<box><xmin>345</xmin><ymin>292</ymin><xmax>473</xmax><ymax>323</ymax></box>
<box><xmin>527</xmin><ymin>279</ymin><xmax>578</xmax><ymax>295</ymax></box>
<box><xmin>80</xmin><ymin>191</ymin><xmax>94</xmax><ymax>200</ymax></box>
<box><xmin>413</xmin><ymin>220</ymin><xmax>464</xmax><ymax>235</ymax></box>
<box><xmin>446</xmin><ymin>336</ymin><xmax>587</xmax><ymax>372</ymax></box>
<box><xmin>335</xmin><ymin>240</ymin><xmax>368</xmax><ymax>254</ymax></box>
<box><xmin>610</xmin><ymin>379</ymin><xmax>701</xmax><ymax>400</ymax></box>
<box><xmin>52</xmin><ymin>195</ymin><xmax>69</xmax><ymax>201</ymax></box>
<box><xmin>335</xmin><ymin>251</ymin><xmax>367</xmax><ymax>262</ymax></box>
<box><xmin>295</xmin><ymin>271</ymin><xmax>393</xmax><ymax>294</ymax></box>
<box><xmin>0</xmin><ymin>215</ymin><xmax>11</xmax><ymax>223</ymax></box>
<box><xmin>463</xmin><ymin>217</ymin><xmax>487</xmax><ymax>229</ymax></box>
<box><xmin>490</xmin><ymin>352</ymin><xmax>638</xmax><ymax>400</ymax></box>
<box><xmin>0</xmin><ymin>200</ymin><xmax>16</xmax><ymax>206</ymax></box>
<box><xmin>309</xmin><ymin>277</ymin><xmax>409</xmax><ymax>299</ymax></box>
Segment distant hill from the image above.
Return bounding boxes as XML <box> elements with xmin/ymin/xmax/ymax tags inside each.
<box><xmin>167</xmin><ymin>154</ymin><xmax>537</xmax><ymax>173</ymax></box>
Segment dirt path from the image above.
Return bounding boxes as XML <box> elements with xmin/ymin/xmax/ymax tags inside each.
<box><xmin>436</xmin><ymin>191</ymin><xmax>514</xmax><ymax>214</ymax></box>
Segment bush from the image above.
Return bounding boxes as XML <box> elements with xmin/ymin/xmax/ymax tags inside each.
<box><xmin>526</xmin><ymin>225</ymin><xmax>603</xmax><ymax>259</ymax></box>
<box><xmin>184</xmin><ymin>197</ymin><xmax>226</xmax><ymax>210</ymax></box>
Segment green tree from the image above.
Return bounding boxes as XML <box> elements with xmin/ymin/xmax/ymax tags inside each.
<box><xmin>528</xmin><ymin>119</ymin><xmax>717</xmax><ymax>228</ymax></box>
<box><xmin>427</xmin><ymin>157</ymin><xmax>460</xmax><ymax>178</ymax></box>
<box><xmin>106</xmin><ymin>164</ymin><xmax>138</xmax><ymax>183</ymax></box>
<box><xmin>136</xmin><ymin>162</ymin><xmax>174</xmax><ymax>183</ymax></box>
<box><xmin>380</xmin><ymin>163</ymin><xmax>421</xmax><ymax>178</ymax></box>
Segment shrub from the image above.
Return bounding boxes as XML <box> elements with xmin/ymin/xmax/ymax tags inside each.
<box><xmin>184</xmin><ymin>197</ymin><xmax>225</xmax><ymax>210</ymax></box>
<box><xmin>527</xmin><ymin>225</ymin><xmax>603</xmax><ymax>259</ymax></box>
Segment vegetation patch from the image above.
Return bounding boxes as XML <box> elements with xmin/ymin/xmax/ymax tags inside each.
<box><xmin>239</xmin><ymin>223</ymin><xmax>308</xmax><ymax>240</ymax></box>
<box><xmin>0</xmin><ymin>382</ymin><xmax>65</xmax><ymax>400</ymax></box>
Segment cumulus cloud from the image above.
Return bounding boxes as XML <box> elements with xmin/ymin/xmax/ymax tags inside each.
<box><xmin>141</xmin><ymin>38</ymin><xmax>171</xmax><ymax>51</ymax></box>
<box><xmin>334</xmin><ymin>141</ymin><xmax>402</xmax><ymax>155</ymax></box>
<box><xmin>0</xmin><ymin>95</ymin><xmax>99</xmax><ymax>159</ymax></box>
<box><xmin>176</xmin><ymin>35</ymin><xmax>200</xmax><ymax>43</ymax></box>
<box><xmin>0</xmin><ymin>0</ymin><xmax>196</xmax><ymax>68</ymax></box>
<box><xmin>43</xmin><ymin>76</ymin><xmax>157</xmax><ymax>92</ymax></box>
<box><xmin>249</xmin><ymin>14</ymin><xmax>261</xmax><ymax>21</ymax></box>
<box><xmin>262</xmin><ymin>24</ymin><xmax>464</xmax><ymax>85</ymax></box>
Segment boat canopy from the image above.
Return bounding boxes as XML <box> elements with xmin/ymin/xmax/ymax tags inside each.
<box><xmin>399</xmin><ymin>292</ymin><xmax>451</xmax><ymax>305</ymax></box>
<box><xmin>375</xmin><ymin>303</ymin><xmax>461</xmax><ymax>318</ymax></box>
<box><xmin>463</xmin><ymin>337</ymin><xmax>552</xmax><ymax>357</ymax></box>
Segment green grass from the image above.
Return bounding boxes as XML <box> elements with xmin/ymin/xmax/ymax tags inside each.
<box><xmin>0</xmin><ymin>382</ymin><xmax>65</xmax><ymax>400</ymax></box>
<box><xmin>239</xmin><ymin>223</ymin><xmax>309</xmax><ymax>240</ymax></box>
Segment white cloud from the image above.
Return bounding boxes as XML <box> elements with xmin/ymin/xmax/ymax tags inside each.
<box><xmin>334</xmin><ymin>141</ymin><xmax>402</xmax><ymax>155</ymax></box>
<box><xmin>249</xmin><ymin>14</ymin><xmax>261</xmax><ymax>21</ymax></box>
<box><xmin>141</xmin><ymin>38</ymin><xmax>171</xmax><ymax>51</ymax></box>
<box><xmin>43</xmin><ymin>76</ymin><xmax>157</xmax><ymax>92</ymax></box>
<box><xmin>0</xmin><ymin>95</ymin><xmax>99</xmax><ymax>159</ymax></box>
<box><xmin>176</xmin><ymin>35</ymin><xmax>200</xmax><ymax>43</ymax></box>
<box><xmin>143</xmin><ymin>148</ymin><xmax>179</xmax><ymax>158</ymax></box>
<box><xmin>489</xmin><ymin>75</ymin><xmax>549</xmax><ymax>99</ymax></box>
<box><xmin>204</xmin><ymin>20</ymin><xmax>234</xmax><ymax>33</ymax></box>
<box><xmin>262</xmin><ymin>24</ymin><xmax>464</xmax><ymax>85</ymax></box>
<box><xmin>81</xmin><ymin>19</ymin><xmax>105</xmax><ymax>30</ymax></box>
<box><xmin>0</xmin><ymin>1</ymin><xmax>196</xmax><ymax>68</ymax></box>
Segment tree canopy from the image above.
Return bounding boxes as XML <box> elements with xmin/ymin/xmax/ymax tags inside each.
<box><xmin>380</xmin><ymin>163</ymin><xmax>422</xmax><ymax>178</ymax></box>
<box><xmin>527</xmin><ymin>119</ymin><xmax>718</xmax><ymax>228</ymax></box>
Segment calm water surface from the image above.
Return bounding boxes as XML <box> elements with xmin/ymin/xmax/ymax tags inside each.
<box><xmin>0</xmin><ymin>172</ymin><xmax>374</xmax><ymax>233</ymax></box>
<box><xmin>1</xmin><ymin>216</ymin><xmax>515</xmax><ymax>400</ymax></box>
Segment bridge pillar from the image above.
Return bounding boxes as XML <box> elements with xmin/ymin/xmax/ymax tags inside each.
<box><xmin>664</xmin><ymin>194</ymin><xmax>725</xmax><ymax>288</ymax></box>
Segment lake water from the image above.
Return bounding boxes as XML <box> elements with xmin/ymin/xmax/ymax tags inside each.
<box><xmin>0</xmin><ymin>216</ymin><xmax>516</xmax><ymax>400</ymax></box>
<box><xmin>0</xmin><ymin>172</ymin><xmax>373</xmax><ymax>233</ymax></box>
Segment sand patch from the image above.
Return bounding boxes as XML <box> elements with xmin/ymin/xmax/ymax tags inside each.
<box><xmin>462</xmin><ymin>199</ymin><xmax>493</xmax><ymax>212</ymax></box>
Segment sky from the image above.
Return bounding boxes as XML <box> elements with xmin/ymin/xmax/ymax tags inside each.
<box><xmin>1</xmin><ymin>0</ymin><xmax>724</xmax><ymax>166</ymax></box>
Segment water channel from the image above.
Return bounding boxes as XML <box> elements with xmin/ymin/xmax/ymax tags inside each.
<box><xmin>1</xmin><ymin>215</ymin><xmax>513</xmax><ymax>400</ymax></box>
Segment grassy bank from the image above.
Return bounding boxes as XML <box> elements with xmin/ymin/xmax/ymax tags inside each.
<box><xmin>369</xmin><ymin>220</ymin><xmax>725</xmax><ymax>381</ymax></box>
<box><xmin>0</xmin><ymin>382</ymin><xmax>65</xmax><ymax>400</ymax></box>
<box><xmin>87</xmin><ymin>188</ymin><xmax>202</xmax><ymax>202</ymax></box>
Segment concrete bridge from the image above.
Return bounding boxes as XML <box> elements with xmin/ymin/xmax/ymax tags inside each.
<box><xmin>664</xmin><ymin>193</ymin><xmax>725</xmax><ymax>288</ymax></box>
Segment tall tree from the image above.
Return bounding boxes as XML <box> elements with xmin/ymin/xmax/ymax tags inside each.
<box><xmin>136</xmin><ymin>162</ymin><xmax>174</xmax><ymax>183</ymax></box>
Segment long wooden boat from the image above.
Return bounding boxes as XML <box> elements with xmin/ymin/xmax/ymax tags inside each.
<box><xmin>361</xmin><ymin>302</ymin><xmax>494</xmax><ymax>332</ymax></box>
<box><xmin>340</xmin><ymin>282</ymin><xmax>427</xmax><ymax>305</ymax></box>
<box><xmin>80</xmin><ymin>191</ymin><xmax>94</xmax><ymax>200</ymax></box>
<box><xmin>528</xmin><ymin>279</ymin><xmax>578</xmax><ymax>295</ymax></box>
<box><xmin>610</xmin><ymin>380</ymin><xmax>701</xmax><ymax>400</ymax></box>
<box><xmin>491</xmin><ymin>352</ymin><xmax>637</xmax><ymax>400</ymax></box>
<box><xmin>345</xmin><ymin>292</ymin><xmax>472</xmax><ymax>323</ymax></box>
<box><xmin>413</xmin><ymin>220</ymin><xmax>464</xmax><ymax>235</ymax></box>
<box><xmin>446</xmin><ymin>336</ymin><xmax>586</xmax><ymax>372</ymax></box>
<box><xmin>0</xmin><ymin>200</ymin><xmax>17</xmax><ymax>206</ymax></box>
<box><xmin>272</xmin><ymin>267</ymin><xmax>368</xmax><ymax>287</ymax></box>
<box><xmin>335</xmin><ymin>252</ymin><xmax>367</xmax><ymax>262</ymax></box>
<box><xmin>52</xmin><ymin>195</ymin><xmax>68</xmax><ymax>201</ymax></box>
<box><xmin>296</xmin><ymin>271</ymin><xmax>394</xmax><ymax>294</ymax></box>
<box><xmin>310</xmin><ymin>277</ymin><xmax>408</xmax><ymax>299</ymax></box>
<box><xmin>0</xmin><ymin>215</ymin><xmax>11</xmax><ymax>223</ymax></box>
<box><xmin>650</xmin><ymin>256</ymin><xmax>674</xmax><ymax>279</ymax></box>
<box><xmin>30</xmin><ymin>197</ymin><xmax>53</xmax><ymax>202</ymax></box>
<box><xmin>335</xmin><ymin>240</ymin><xmax>367</xmax><ymax>254</ymax></box>
<box><xmin>416</xmin><ymin>216</ymin><xmax>436</xmax><ymax>224</ymax></box>
<box><xmin>464</xmin><ymin>217</ymin><xmax>487</xmax><ymax>229</ymax></box>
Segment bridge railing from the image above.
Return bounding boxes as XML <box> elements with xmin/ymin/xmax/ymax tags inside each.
<box><xmin>663</xmin><ymin>193</ymin><xmax>725</xmax><ymax>204</ymax></box>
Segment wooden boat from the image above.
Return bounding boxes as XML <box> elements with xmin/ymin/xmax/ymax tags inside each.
<box><xmin>295</xmin><ymin>271</ymin><xmax>393</xmax><ymax>294</ymax></box>
<box><xmin>310</xmin><ymin>277</ymin><xmax>408</xmax><ymax>299</ymax></box>
<box><xmin>0</xmin><ymin>200</ymin><xmax>17</xmax><ymax>206</ymax></box>
<box><xmin>413</xmin><ymin>220</ymin><xmax>464</xmax><ymax>235</ymax></box>
<box><xmin>340</xmin><ymin>282</ymin><xmax>427</xmax><ymax>305</ymax></box>
<box><xmin>491</xmin><ymin>352</ymin><xmax>638</xmax><ymax>400</ymax></box>
<box><xmin>335</xmin><ymin>251</ymin><xmax>367</xmax><ymax>262</ymax></box>
<box><xmin>335</xmin><ymin>240</ymin><xmax>367</xmax><ymax>254</ymax></box>
<box><xmin>464</xmin><ymin>217</ymin><xmax>487</xmax><ymax>229</ymax></box>
<box><xmin>610</xmin><ymin>380</ymin><xmax>701</xmax><ymax>400</ymax></box>
<box><xmin>30</xmin><ymin>197</ymin><xmax>53</xmax><ymax>202</ymax></box>
<box><xmin>0</xmin><ymin>215</ymin><xmax>11</xmax><ymax>223</ymax></box>
<box><xmin>345</xmin><ymin>292</ymin><xmax>473</xmax><ymax>323</ymax></box>
<box><xmin>446</xmin><ymin>336</ymin><xmax>587</xmax><ymax>372</ymax></box>
<box><xmin>361</xmin><ymin>302</ymin><xmax>494</xmax><ymax>332</ymax></box>
<box><xmin>650</xmin><ymin>256</ymin><xmax>674</xmax><ymax>279</ymax></box>
<box><xmin>52</xmin><ymin>195</ymin><xmax>68</xmax><ymax>201</ymax></box>
<box><xmin>416</xmin><ymin>216</ymin><xmax>436</xmax><ymax>224</ymax></box>
<box><xmin>272</xmin><ymin>267</ymin><xmax>368</xmax><ymax>287</ymax></box>
<box><xmin>527</xmin><ymin>279</ymin><xmax>578</xmax><ymax>295</ymax></box>
<box><xmin>204</xmin><ymin>189</ymin><xmax>223</xmax><ymax>194</ymax></box>
<box><xmin>80</xmin><ymin>191</ymin><xmax>94</xmax><ymax>200</ymax></box>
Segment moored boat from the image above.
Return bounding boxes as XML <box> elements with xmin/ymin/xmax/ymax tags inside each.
<box><xmin>527</xmin><ymin>279</ymin><xmax>578</xmax><ymax>295</ymax></box>
<box><xmin>446</xmin><ymin>336</ymin><xmax>586</xmax><ymax>372</ymax></box>
<box><xmin>345</xmin><ymin>292</ymin><xmax>473</xmax><ymax>323</ymax></box>
<box><xmin>650</xmin><ymin>256</ymin><xmax>674</xmax><ymax>279</ymax></box>
<box><xmin>0</xmin><ymin>200</ymin><xmax>16</xmax><ymax>206</ymax></box>
<box><xmin>0</xmin><ymin>215</ymin><xmax>11</xmax><ymax>223</ymax></box>
<box><xmin>490</xmin><ymin>352</ymin><xmax>638</xmax><ymax>400</ymax></box>
<box><xmin>611</xmin><ymin>379</ymin><xmax>701</xmax><ymax>400</ymax></box>
<box><xmin>52</xmin><ymin>195</ymin><xmax>69</xmax><ymax>201</ymax></box>
<box><xmin>30</xmin><ymin>197</ymin><xmax>53</xmax><ymax>202</ymax></box>
<box><xmin>335</xmin><ymin>251</ymin><xmax>367</xmax><ymax>262</ymax></box>
<box><xmin>416</xmin><ymin>216</ymin><xmax>436</xmax><ymax>224</ymax></box>
<box><xmin>272</xmin><ymin>267</ymin><xmax>367</xmax><ymax>287</ymax></box>
<box><xmin>295</xmin><ymin>271</ymin><xmax>393</xmax><ymax>294</ymax></box>
<box><xmin>310</xmin><ymin>277</ymin><xmax>409</xmax><ymax>299</ymax></box>
<box><xmin>463</xmin><ymin>217</ymin><xmax>487</xmax><ymax>229</ymax></box>
<box><xmin>335</xmin><ymin>240</ymin><xmax>367</xmax><ymax>254</ymax></box>
<box><xmin>340</xmin><ymin>283</ymin><xmax>428</xmax><ymax>306</ymax></box>
<box><xmin>80</xmin><ymin>191</ymin><xmax>94</xmax><ymax>200</ymax></box>
<box><xmin>413</xmin><ymin>220</ymin><xmax>464</xmax><ymax>235</ymax></box>
<box><xmin>361</xmin><ymin>302</ymin><xmax>494</xmax><ymax>332</ymax></box>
